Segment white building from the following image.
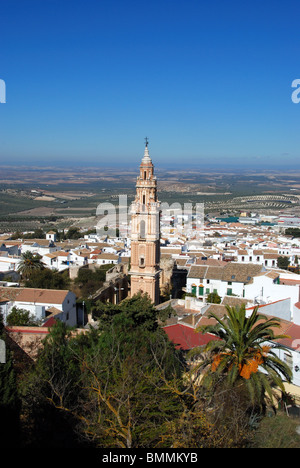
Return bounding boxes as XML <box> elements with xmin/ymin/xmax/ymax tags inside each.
<box><xmin>186</xmin><ymin>263</ymin><xmax>300</xmax><ymax>316</ymax></box>
<box><xmin>46</xmin><ymin>231</ymin><xmax>57</xmax><ymax>242</ymax></box>
<box><xmin>21</xmin><ymin>239</ymin><xmax>58</xmax><ymax>256</ymax></box>
<box><xmin>0</xmin><ymin>255</ymin><xmax>21</xmax><ymax>273</ymax></box>
<box><xmin>91</xmin><ymin>253</ymin><xmax>120</xmax><ymax>265</ymax></box>
<box><xmin>42</xmin><ymin>250</ymin><xmax>88</xmax><ymax>271</ymax></box>
<box><xmin>2</xmin><ymin>287</ymin><xmax>77</xmax><ymax>327</ymax></box>
<box><xmin>187</xmin><ymin>263</ymin><xmax>263</xmax><ymax>302</ymax></box>
<box><xmin>244</xmin><ymin>302</ymin><xmax>300</xmax><ymax>389</ymax></box>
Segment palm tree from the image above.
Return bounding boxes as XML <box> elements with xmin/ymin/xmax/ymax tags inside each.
<box><xmin>189</xmin><ymin>304</ymin><xmax>292</xmax><ymax>409</ymax></box>
<box><xmin>17</xmin><ymin>251</ymin><xmax>45</xmax><ymax>280</ymax></box>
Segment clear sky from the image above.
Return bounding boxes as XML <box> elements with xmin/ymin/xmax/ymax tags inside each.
<box><xmin>0</xmin><ymin>0</ymin><xmax>300</xmax><ymax>169</ymax></box>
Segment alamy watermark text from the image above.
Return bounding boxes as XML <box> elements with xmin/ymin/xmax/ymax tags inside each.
<box><xmin>0</xmin><ymin>79</ymin><xmax>6</xmax><ymax>103</ymax></box>
<box><xmin>292</xmin><ymin>79</ymin><xmax>300</xmax><ymax>104</ymax></box>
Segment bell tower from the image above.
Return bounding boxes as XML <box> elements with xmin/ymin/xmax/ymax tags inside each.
<box><xmin>130</xmin><ymin>139</ymin><xmax>161</xmax><ymax>305</ymax></box>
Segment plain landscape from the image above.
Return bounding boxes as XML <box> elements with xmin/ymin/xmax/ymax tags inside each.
<box><xmin>1</xmin><ymin>165</ymin><xmax>300</xmax><ymax>233</ymax></box>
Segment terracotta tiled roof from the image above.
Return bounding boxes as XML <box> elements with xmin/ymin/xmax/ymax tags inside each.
<box><xmin>196</xmin><ymin>315</ymin><xmax>219</xmax><ymax>327</ymax></box>
<box><xmin>0</xmin><ymin>287</ymin><xmax>24</xmax><ymax>302</ymax></box>
<box><xmin>221</xmin><ymin>296</ymin><xmax>251</xmax><ymax>307</ymax></box>
<box><xmin>277</xmin><ymin>323</ymin><xmax>300</xmax><ymax>350</ymax></box>
<box><xmin>203</xmin><ymin>304</ymin><xmax>227</xmax><ymax>319</ymax></box>
<box><xmin>175</xmin><ymin>258</ymin><xmax>188</xmax><ymax>266</ymax></box>
<box><xmin>196</xmin><ymin>259</ymin><xmax>227</xmax><ymax>266</ymax></box>
<box><xmin>188</xmin><ymin>263</ymin><xmax>264</xmax><ymax>284</ymax></box>
<box><xmin>280</xmin><ymin>279</ymin><xmax>300</xmax><ymax>285</ymax></box>
<box><xmin>222</xmin><ymin>263</ymin><xmax>264</xmax><ymax>283</ymax></box>
<box><xmin>206</xmin><ymin>266</ymin><xmax>225</xmax><ymax>280</ymax></box>
<box><xmin>46</xmin><ymin>306</ymin><xmax>62</xmax><ymax>316</ymax></box>
<box><xmin>161</xmin><ymin>248</ymin><xmax>182</xmax><ymax>254</ymax></box>
<box><xmin>43</xmin><ymin>317</ymin><xmax>57</xmax><ymax>328</ymax></box>
<box><xmin>15</xmin><ymin>288</ymin><xmax>70</xmax><ymax>304</ymax></box>
<box><xmin>179</xmin><ymin>313</ymin><xmax>202</xmax><ymax>327</ymax></box>
<box><xmin>163</xmin><ymin>323</ymin><xmax>219</xmax><ymax>350</ymax></box>
<box><xmin>96</xmin><ymin>253</ymin><xmax>119</xmax><ymax>260</ymax></box>
<box><xmin>265</xmin><ymin>271</ymin><xmax>280</xmax><ymax>279</ymax></box>
<box><xmin>22</xmin><ymin>239</ymin><xmax>54</xmax><ymax>246</ymax></box>
<box><xmin>188</xmin><ymin>265</ymin><xmax>208</xmax><ymax>280</ymax></box>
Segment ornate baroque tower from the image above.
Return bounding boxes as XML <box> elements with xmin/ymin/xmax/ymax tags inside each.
<box><xmin>130</xmin><ymin>140</ymin><xmax>161</xmax><ymax>305</ymax></box>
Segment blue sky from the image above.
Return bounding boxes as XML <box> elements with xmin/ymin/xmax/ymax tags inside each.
<box><xmin>0</xmin><ymin>0</ymin><xmax>300</xmax><ymax>169</ymax></box>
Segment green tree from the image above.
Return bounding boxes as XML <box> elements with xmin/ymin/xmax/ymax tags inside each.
<box><xmin>285</xmin><ymin>228</ymin><xmax>300</xmax><ymax>238</ymax></box>
<box><xmin>17</xmin><ymin>251</ymin><xmax>44</xmax><ymax>280</ymax></box>
<box><xmin>19</xmin><ymin>320</ymin><xmax>86</xmax><ymax>447</ymax></box>
<box><xmin>191</xmin><ymin>305</ymin><xmax>292</xmax><ymax>409</ymax></box>
<box><xmin>66</xmin><ymin>227</ymin><xmax>81</xmax><ymax>239</ymax></box>
<box><xmin>6</xmin><ymin>307</ymin><xmax>39</xmax><ymax>327</ymax></box>
<box><xmin>92</xmin><ymin>292</ymin><xmax>161</xmax><ymax>332</ymax></box>
<box><xmin>0</xmin><ymin>313</ymin><xmax>21</xmax><ymax>446</ymax></box>
<box><xmin>157</xmin><ymin>303</ymin><xmax>177</xmax><ymax>325</ymax></box>
<box><xmin>74</xmin><ymin>265</ymin><xmax>111</xmax><ymax>298</ymax></box>
<box><xmin>23</xmin><ymin>229</ymin><xmax>45</xmax><ymax>239</ymax></box>
<box><xmin>25</xmin><ymin>268</ymin><xmax>70</xmax><ymax>290</ymax></box>
<box><xmin>160</xmin><ymin>281</ymin><xmax>173</xmax><ymax>302</ymax></box>
<box><xmin>207</xmin><ymin>291</ymin><xmax>221</xmax><ymax>304</ymax></box>
<box><xmin>277</xmin><ymin>256</ymin><xmax>290</xmax><ymax>270</ymax></box>
<box><xmin>22</xmin><ymin>295</ymin><xmax>186</xmax><ymax>448</ymax></box>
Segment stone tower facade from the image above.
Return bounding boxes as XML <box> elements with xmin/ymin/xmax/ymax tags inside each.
<box><xmin>130</xmin><ymin>142</ymin><xmax>161</xmax><ymax>305</ymax></box>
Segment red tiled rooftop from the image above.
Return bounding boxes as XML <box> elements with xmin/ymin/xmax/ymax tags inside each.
<box><xmin>276</xmin><ymin>323</ymin><xmax>300</xmax><ymax>350</ymax></box>
<box><xmin>163</xmin><ymin>323</ymin><xmax>219</xmax><ymax>351</ymax></box>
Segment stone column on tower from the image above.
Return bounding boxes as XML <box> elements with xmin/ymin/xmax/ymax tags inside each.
<box><xmin>129</xmin><ymin>141</ymin><xmax>161</xmax><ymax>305</ymax></box>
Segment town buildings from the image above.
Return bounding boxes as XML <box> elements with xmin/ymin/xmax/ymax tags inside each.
<box><xmin>3</xmin><ymin>149</ymin><xmax>300</xmax><ymax>397</ymax></box>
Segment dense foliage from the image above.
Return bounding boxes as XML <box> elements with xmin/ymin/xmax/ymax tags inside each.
<box><xmin>24</xmin><ymin>268</ymin><xmax>70</xmax><ymax>290</ymax></box>
<box><xmin>189</xmin><ymin>304</ymin><xmax>293</xmax><ymax>436</ymax></box>
<box><xmin>0</xmin><ymin>314</ymin><xmax>21</xmax><ymax>446</ymax></box>
<box><xmin>277</xmin><ymin>256</ymin><xmax>290</xmax><ymax>270</ymax></box>
<box><xmin>20</xmin><ymin>295</ymin><xmax>190</xmax><ymax>447</ymax></box>
<box><xmin>285</xmin><ymin>228</ymin><xmax>300</xmax><ymax>238</ymax></box>
<box><xmin>17</xmin><ymin>251</ymin><xmax>44</xmax><ymax>279</ymax></box>
<box><xmin>6</xmin><ymin>307</ymin><xmax>40</xmax><ymax>326</ymax></box>
<box><xmin>74</xmin><ymin>264</ymin><xmax>112</xmax><ymax>297</ymax></box>
<box><xmin>1</xmin><ymin>296</ymin><xmax>299</xmax><ymax>448</ymax></box>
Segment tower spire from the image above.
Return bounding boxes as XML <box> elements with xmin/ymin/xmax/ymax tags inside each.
<box><xmin>142</xmin><ymin>137</ymin><xmax>152</xmax><ymax>163</ymax></box>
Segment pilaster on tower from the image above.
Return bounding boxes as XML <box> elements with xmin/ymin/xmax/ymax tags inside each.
<box><xmin>129</xmin><ymin>141</ymin><xmax>161</xmax><ymax>305</ymax></box>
